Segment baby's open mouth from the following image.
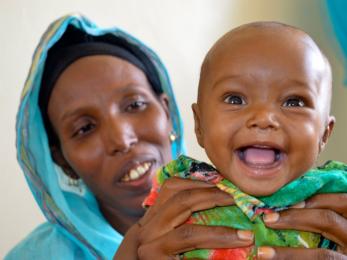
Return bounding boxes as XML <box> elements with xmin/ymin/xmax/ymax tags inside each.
<box><xmin>237</xmin><ymin>146</ymin><xmax>282</xmax><ymax>168</ymax></box>
<box><xmin>120</xmin><ymin>161</ymin><xmax>153</xmax><ymax>182</ymax></box>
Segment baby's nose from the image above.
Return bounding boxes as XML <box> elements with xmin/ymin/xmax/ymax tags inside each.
<box><xmin>246</xmin><ymin>106</ymin><xmax>280</xmax><ymax>130</ymax></box>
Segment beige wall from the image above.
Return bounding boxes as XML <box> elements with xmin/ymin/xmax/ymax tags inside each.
<box><xmin>1</xmin><ymin>0</ymin><xmax>346</xmax><ymax>257</ymax></box>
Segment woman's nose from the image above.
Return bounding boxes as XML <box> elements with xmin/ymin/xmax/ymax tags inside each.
<box><xmin>104</xmin><ymin>118</ymin><xmax>138</xmax><ymax>155</ymax></box>
<box><xmin>246</xmin><ymin>105</ymin><xmax>280</xmax><ymax>130</ymax></box>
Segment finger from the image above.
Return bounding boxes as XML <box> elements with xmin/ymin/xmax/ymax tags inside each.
<box><xmin>113</xmin><ymin>224</ymin><xmax>141</xmax><ymax>260</ymax></box>
<box><xmin>305</xmin><ymin>193</ymin><xmax>347</xmax><ymax>217</ymax></box>
<box><xmin>141</xmin><ymin>177</ymin><xmax>215</xmax><ymax>223</ymax></box>
<box><xmin>138</xmin><ymin>225</ymin><xmax>254</xmax><ymax>259</ymax></box>
<box><xmin>257</xmin><ymin>246</ymin><xmax>347</xmax><ymax>260</ymax></box>
<box><xmin>263</xmin><ymin>209</ymin><xmax>347</xmax><ymax>247</ymax></box>
<box><xmin>140</xmin><ymin>187</ymin><xmax>234</xmax><ymax>241</ymax></box>
<box><xmin>154</xmin><ymin>177</ymin><xmax>214</xmax><ymax>207</ymax></box>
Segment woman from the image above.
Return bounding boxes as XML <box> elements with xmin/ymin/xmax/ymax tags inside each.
<box><xmin>6</xmin><ymin>13</ymin><xmax>186</xmax><ymax>259</ymax></box>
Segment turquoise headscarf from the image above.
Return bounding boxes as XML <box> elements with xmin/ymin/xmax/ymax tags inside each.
<box><xmin>326</xmin><ymin>0</ymin><xmax>347</xmax><ymax>84</ymax></box>
<box><xmin>6</xmin><ymin>14</ymin><xmax>185</xmax><ymax>260</ymax></box>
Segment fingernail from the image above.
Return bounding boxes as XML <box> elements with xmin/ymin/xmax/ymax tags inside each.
<box><xmin>263</xmin><ymin>212</ymin><xmax>279</xmax><ymax>223</ymax></box>
<box><xmin>237</xmin><ymin>230</ymin><xmax>254</xmax><ymax>241</ymax></box>
<box><xmin>257</xmin><ymin>246</ymin><xmax>275</xmax><ymax>259</ymax></box>
<box><xmin>290</xmin><ymin>201</ymin><xmax>306</xmax><ymax>209</ymax></box>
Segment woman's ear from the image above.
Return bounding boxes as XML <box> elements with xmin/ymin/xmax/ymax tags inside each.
<box><xmin>51</xmin><ymin>145</ymin><xmax>79</xmax><ymax>179</ymax></box>
<box><xmin>158</xmin><ymin>93</ymin><xmax>171</xmax><ymax>121</ymax></box>
<box><xmin>192</xmin><ymin>103</ymin><xmax>204</xmax><ymax>148</ymax></box>
<box><xmin>319</xmin><ymin>116</ymin><xmax>336</xmax><ymax>153</ymax></box>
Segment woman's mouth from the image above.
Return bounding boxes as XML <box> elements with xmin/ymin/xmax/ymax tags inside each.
<box><xmin>120</xmin><ymin>161</ymin><xmax>153</xmax><ymax>182</ymax></box>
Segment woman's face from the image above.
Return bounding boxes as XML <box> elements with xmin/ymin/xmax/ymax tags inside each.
<box><xmin>48</xmin><ymin>55</ymin><xmax>173</xmax><ymax>231</ymax></box>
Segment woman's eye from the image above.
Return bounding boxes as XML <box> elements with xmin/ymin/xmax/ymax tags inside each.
<box><xmin>74</xmin><ymin>123</ymin><xmax>95</xmax><ymax>137</ymax></box>
<box><xmin>283</xmin><ymin>98</ymin><xmax>305</xmax><ymax>107</ymax></box>
<box><xmin>224</xmin><ymin>95</ymin><xmax>245</xmax><ymax>105</ymax></box>
<box><xmin>126</xmin><ymin>100</ymin><xmax>147</xmax><ymax>112</ymax></box>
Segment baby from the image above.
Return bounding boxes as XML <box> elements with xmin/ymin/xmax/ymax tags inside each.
<box><xmin>144</xmin><ymin>22</ymin><xmax>347</xmax><ymax>259</ymax></box>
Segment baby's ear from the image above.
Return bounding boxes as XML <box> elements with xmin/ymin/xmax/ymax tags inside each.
<box><xmin>319</xmin><ymin>116</ymin><xmax>336</xmax><ymax>153</ymax></box>
<box><xmin>192</xmin><ymin>103</ymin><xmax>204</xmax><ymax>148</ymax></box>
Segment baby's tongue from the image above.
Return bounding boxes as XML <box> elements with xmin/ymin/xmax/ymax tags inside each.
<box><xmin>243</xmin><ymin>147</ymin><xmax>275</xmax><ymax>165</ymax></box>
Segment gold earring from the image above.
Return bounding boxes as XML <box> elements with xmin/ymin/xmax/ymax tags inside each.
<box><xmin>169</xmin><ymin>131</ymin><xmax>177</xmax><ymax>142</ymax></box>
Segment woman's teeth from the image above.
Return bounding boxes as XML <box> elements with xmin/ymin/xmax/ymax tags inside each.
<box><xmin>121</xmin><ymin>162</ymin><xmax>152</xmax><ymax>182</ymax></box>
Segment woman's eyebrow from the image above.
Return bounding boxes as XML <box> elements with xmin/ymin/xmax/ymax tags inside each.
<box><xmin>59</xmin><ymin>84</ymin><xmax>149</xmax><ymax>122</ymax></box>
<box><xmin>60</xmin><ymin>106</ymin><xmax>91</xmax><ymax>122</ymax></box>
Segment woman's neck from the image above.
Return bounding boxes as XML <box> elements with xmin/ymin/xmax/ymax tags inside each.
<box><xmin>99</xmin><ymin>203</ymin><xmax>144</xmax><ymax>235</ymax></box>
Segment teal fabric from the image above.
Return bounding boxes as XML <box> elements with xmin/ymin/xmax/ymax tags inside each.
<box><xmin>6</xmin><ymin>13</ymin><xmax>185</xmax><ymax>260</ymax></box>
<box><xmin>326</xmin><ymin>0</ymin><xmax>347</xmax><ymax>84</ymax></box>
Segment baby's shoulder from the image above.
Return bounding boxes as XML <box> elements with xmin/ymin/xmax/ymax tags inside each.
<box><xmin>316</xmin><ymin>160</ymin><xmax>347</xmax><ymax>172</ymax></box>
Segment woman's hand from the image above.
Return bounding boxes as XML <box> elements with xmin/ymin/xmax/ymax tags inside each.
<box><xmin>114</xmin><ymin>177</ymin><xmax>254</xmax><ymax>260</ymax></box>
<box><xmin>258</xmin><ymin>193</ymin><xmax>347</xmax><ymax>259</ymax></box>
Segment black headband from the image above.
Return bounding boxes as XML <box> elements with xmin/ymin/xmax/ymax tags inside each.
<box><xmin>39</xmin><ymin>27</ymin><xmax>163</xmax><ymax>146</ymax></box>
<box><xmin>39</xmin><ymin>41</ymin><xmax>157</xmax><ymax>113</ymax></box>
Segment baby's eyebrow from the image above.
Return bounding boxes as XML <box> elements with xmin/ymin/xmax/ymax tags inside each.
<box><xmin>278</xmin><ymin>77</ymin><xmax>311</xmax><ymax>87</ymax></box>
<box><xmin>213</xmin><ymin>75</ymin><xmax>314</xmax><ymax>88</ymax></box>
<box><xmin>211</xmin><ymin>74</ymin><xmax>245</xmax><ymax>89</ymax></box>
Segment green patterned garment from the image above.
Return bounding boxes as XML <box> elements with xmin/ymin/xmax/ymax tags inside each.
<box><xmin>143</xmin><ymin>155</ymin><xmax>347</xmax><ymax>260</ymax></box>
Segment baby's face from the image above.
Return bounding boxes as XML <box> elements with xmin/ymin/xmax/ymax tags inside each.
<box><xmin>193</xmin><ymin>28</ymin><xmax>334</xmax><ymax>196</ymax></box>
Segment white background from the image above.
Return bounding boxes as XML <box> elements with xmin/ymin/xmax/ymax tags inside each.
<box><xmin>1</xmin><ymin>0</ymin><xmax>347</xmax><ymax>257</ymax></box>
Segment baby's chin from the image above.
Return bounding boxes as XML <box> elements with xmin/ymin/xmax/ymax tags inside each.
<box><xmin>223</xmin><ymin>175</ymin><xmax>286</xmax><ymax>197</ymax></box>
<box><xmin>240</xmin><ymin>187</ymin><xmax>281</xmax><ymax>197</ymax></box>
<box><xmin>239</xmin><ymin>184</ymin><xmax>282</xmax><ymax>197</ymax></box>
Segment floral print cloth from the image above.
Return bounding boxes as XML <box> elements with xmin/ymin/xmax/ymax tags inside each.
<box><xmin>144</xmin><ymin>155</ymin><xmax>347</xmax><ymax>259</ymax></box>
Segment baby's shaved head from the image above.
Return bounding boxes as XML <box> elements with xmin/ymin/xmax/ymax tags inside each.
<box><xmin>192</xmin><ymin>21</ymin><xmax>336</xmax><ymax>196</ymax></box>
<box><xmin>198</xmin><ymin>21</ymin><xmax>332</xmax><ymax>121</ymax></box>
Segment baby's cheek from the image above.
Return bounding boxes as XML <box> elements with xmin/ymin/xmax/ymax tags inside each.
<box><xmin>289</xmin><ymin>122</ymin><xmax>321</xmax><ymax>176</ymax></box>
<box><xmin>299</xmin><ymin>122</ymin><xmax>321</xmax><ymax>151</ymax></box>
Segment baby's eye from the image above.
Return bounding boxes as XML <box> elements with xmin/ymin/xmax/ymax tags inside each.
<box><xmin>283</xmin><ymin>97</ymin><xmax>305</xmax><ymax>107</ymax></box>
<box><xmin>74</xmin><ymin>123</ymin><xmax>95</xmax><ymax>137</ymax></box>
<box><xmin>224</xmin><ymin>95</ymin><xmax>246</xmax><ymax>105</ymax></box>
<box><xmin>125</xmin><ymin>100</ymin><xmax>147</xmax><ymax>112</ymax></box>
